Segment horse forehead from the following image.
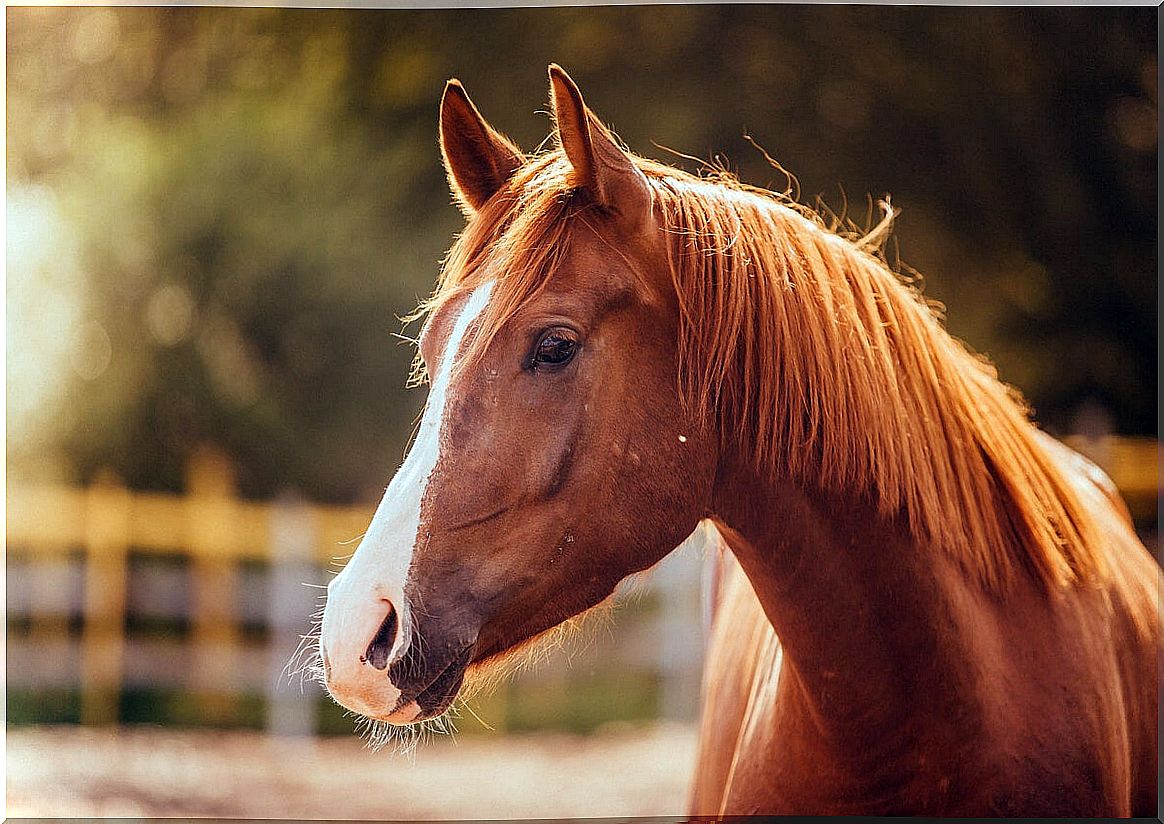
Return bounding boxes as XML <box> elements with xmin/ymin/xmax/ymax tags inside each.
<box><xmin>418</xmin><ymin>289</ymin><xmax>479</xmax><ymax>366</ymax></box>
<box><xmin>567</xmin><ymin>219</ymin><xmax>643</xmax><ymax>271</ymax></box>
<box><xmin>555</xmin><ymin>217</ymin><xmax>671</xmax><ymax>306</ymax></box>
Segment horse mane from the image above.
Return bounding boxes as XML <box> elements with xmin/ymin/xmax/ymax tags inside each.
<box><xmin>419</xmin><ymin>149</ymin><xmax>1105</xmax><ymax>592</ymax></box>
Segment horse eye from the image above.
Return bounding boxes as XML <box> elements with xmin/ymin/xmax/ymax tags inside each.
<box><xmin>532</xmin><ymin>328</ymin><xmax>579</xmax><ymax>369</ymax></box>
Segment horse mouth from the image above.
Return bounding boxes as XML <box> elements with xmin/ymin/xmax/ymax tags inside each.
<box><xmin>403</xmin><ymin>645</ymin><xmax>475</xmax><ymax>722</ymax></box>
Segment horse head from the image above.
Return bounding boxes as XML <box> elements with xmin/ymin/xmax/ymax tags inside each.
<box><xmin>318</xmin><ymin>66</ymin><xmax>717</xmax><ymax>724</ymax></box>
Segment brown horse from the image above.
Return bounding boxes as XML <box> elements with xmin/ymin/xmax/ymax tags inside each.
<box><xmin>317</xmin><ymin>66</ymin><xmax>1159</xmax><ymax>816</ymax></box>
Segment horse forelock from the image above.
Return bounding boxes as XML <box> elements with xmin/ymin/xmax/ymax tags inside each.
<box><xmin>406</xmin><ymin>153</ymin><xmax>582</xmax><ymax>388</ymax></box>
<box><xmin>417</xmin><ymin>145</ymin><xmax>1106</xmax><ymax>593</ymax></box>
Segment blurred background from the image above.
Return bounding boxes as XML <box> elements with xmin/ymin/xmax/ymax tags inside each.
<box><xmin>6</xmin><ymin>4</ymin><xmax>1157</xmax><ymax>819</ymax></box>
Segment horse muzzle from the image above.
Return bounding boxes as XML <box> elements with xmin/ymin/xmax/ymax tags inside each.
<box><xmin>319</xmin><ymin>580</ymin><xmax>477</xmax><ymax>724</ymax></box>
<box><xmin>387</xmin><ymin>638</ymin><xmax>476</xmax><ymax>722</ymax></box>
<box><xmin>317</xmin><ymin>597</ymin><xmax>404</xmax><ymax>722</ymax></box>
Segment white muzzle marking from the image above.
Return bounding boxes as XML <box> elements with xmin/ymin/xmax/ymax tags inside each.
<box><xmin>320</xmin><ymin>280</ymin><xmax>495</xmax><ymax>720</ymax></box>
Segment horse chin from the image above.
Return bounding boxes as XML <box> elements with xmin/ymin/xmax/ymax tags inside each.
<box><xmin>384</xmin><ymin>647</ymin><xmax>474</xmax><ymax>725</ymax></box>
<box><xmin>390</xmin><ymin>597</ymin><xmax>622</xmax><ymax>724</ymax></box>
<box><xmin>368</xmin><ymin>700</ymin><xmax>424</xmax><ymax>725</ymax></box>
<box><xmin>460</xmin><ymin>595</ymin><xmax>621</xmax><ymax>701</ymax></box>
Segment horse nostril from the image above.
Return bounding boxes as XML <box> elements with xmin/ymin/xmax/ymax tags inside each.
<box><xmin>364</xmin><ymin>604</ymin><xmax>398</xmax><ymax>670</ymax></box>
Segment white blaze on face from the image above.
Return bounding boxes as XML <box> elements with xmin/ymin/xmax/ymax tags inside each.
<box><xmin>320</xmin><ymin>280</ymin><xmax>495</xmax><ymax>719</ymax></box>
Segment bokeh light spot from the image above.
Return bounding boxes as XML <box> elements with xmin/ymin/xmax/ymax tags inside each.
<box><xmin>1110</xmin><ymin>96</ymin><xmax>1157</xmax><ymax>152</ymax></box>
<box><xmin>71</xmin><ymin>9</ymin><xmax>120</xmax><ymax>65</ymax></box>
<box><xmin>146</xmin><ymin>283</ymin><xmax>196</xmax><ymax>346</ymax></box>
<box><xmin>69</xmin><ymin>320</ymin><xmax>112</xmax><ymax>381</ymax></box>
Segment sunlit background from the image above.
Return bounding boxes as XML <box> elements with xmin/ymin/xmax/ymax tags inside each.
<box><xmin>6</xmin><ymin>5</ymin><xmax>1157</xmax><ymax>819</ymax></box>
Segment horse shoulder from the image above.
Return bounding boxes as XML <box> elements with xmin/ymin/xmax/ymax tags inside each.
<box><xmin>1035</xmin><ymin>431</ymin><xmax>1135</xmax><ymax>528</ymax></box>
<box><xmin>690</xmin><ymin>550</ymin><xmax>781</xmax><ymax>815</ymax></box>
<box><xmin>1035</xmin><ymin>432</ymin><xmax>1160</xmax><ymax>813</ymax></box>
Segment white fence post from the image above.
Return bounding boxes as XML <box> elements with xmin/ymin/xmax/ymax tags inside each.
<box><xmin>655</xmin><ymin>521</ymin><xmax>712</xmax><ymax>721</ymax></box>
<box><xmin>266</xmin><ymin>490</ymin><xmax>319</xmax><ymax>738</ymax></box>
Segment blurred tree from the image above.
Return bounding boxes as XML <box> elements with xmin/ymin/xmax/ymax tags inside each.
<box><xmin>6</xmin><ymin>6</ymin><xmax>1155</xmax><ymax>502</ymax></box>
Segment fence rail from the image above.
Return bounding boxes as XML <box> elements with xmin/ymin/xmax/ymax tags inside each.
<box><xmin>7</xmin><ymin>445</ymin><xmax>709</xmax><ymax>733</ymax></box>
<box><xmin>6</xmin><ymin>437</ymin><xmax>1157</xmax><ymax>734</ymax></box>
<box><xmin>7</xmin><ymin>447</ymin><xmax>368</xmax><ymax>728</ymax></box>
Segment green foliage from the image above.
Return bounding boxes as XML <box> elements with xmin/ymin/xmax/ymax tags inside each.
<box><xmin>8</xmin><ymin>689</ymin><xmax>84</xmax><ymax>725</ymax></box>
<box><xmin>7</xmin><ymin>685</ymin><xmax>659</xmax><ymax>734</ymax></box>
<box><xmin>498</xmin><ymin>671</ymin><xmax>661</xmax><ymax>735</ymax></box>
<box><xmin>7</xmin><ymin>7</ymin><xmax>1156</xmax><ymax>501</ymax></box>
<box><xmin>118</xmin><ymin>689</ymin><xmax>267</xmax><ymax>729</ymax></box>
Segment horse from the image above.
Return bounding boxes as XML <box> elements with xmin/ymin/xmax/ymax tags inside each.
<box><xmin>317</xmin><ymin>65</ymin><xmax>1159</xmax><ymax>816</ymax></box>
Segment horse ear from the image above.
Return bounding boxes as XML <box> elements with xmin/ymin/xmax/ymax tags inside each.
<box><xmin>548</xmin><ymin>64</ymin><xmax>651</xmax><ymax>220</ymax></box>
<box><xmin>440</xmin><ymin>79</ymin><xmax>525</xmax><ymax>214</ymax></box>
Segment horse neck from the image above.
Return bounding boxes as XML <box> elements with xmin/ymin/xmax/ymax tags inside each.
<box><xmin>709</xmin><ymin>464</ymin><xmax>994</xmax><ymax>743</ymax></box>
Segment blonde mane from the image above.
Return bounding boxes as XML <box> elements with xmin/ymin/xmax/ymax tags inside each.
<box><xmin>419</xmin><ymin>149</ymin><xmax>1104</xmax><ymax>592</ymax></box>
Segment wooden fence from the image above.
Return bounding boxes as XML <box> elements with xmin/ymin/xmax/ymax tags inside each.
<box><xmin>6</xmin><ymin>437</ymin><xmax>1157</xmax><ymax>734</ymax></box>
<box><xmin>6</xmin><ymin>445</ymin><xmax>708</xmax><ymax>734</ymax></box>
<box><xmin>8</xmin><ymin>447</ymin><xmax>358</xmax><ymax>728</ymax></box>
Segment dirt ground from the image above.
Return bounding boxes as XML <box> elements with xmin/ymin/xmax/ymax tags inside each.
<box><xmin>6</xmin><ymin>723</ymin><xmax>698</xmax><ymax>819</ymax></box>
